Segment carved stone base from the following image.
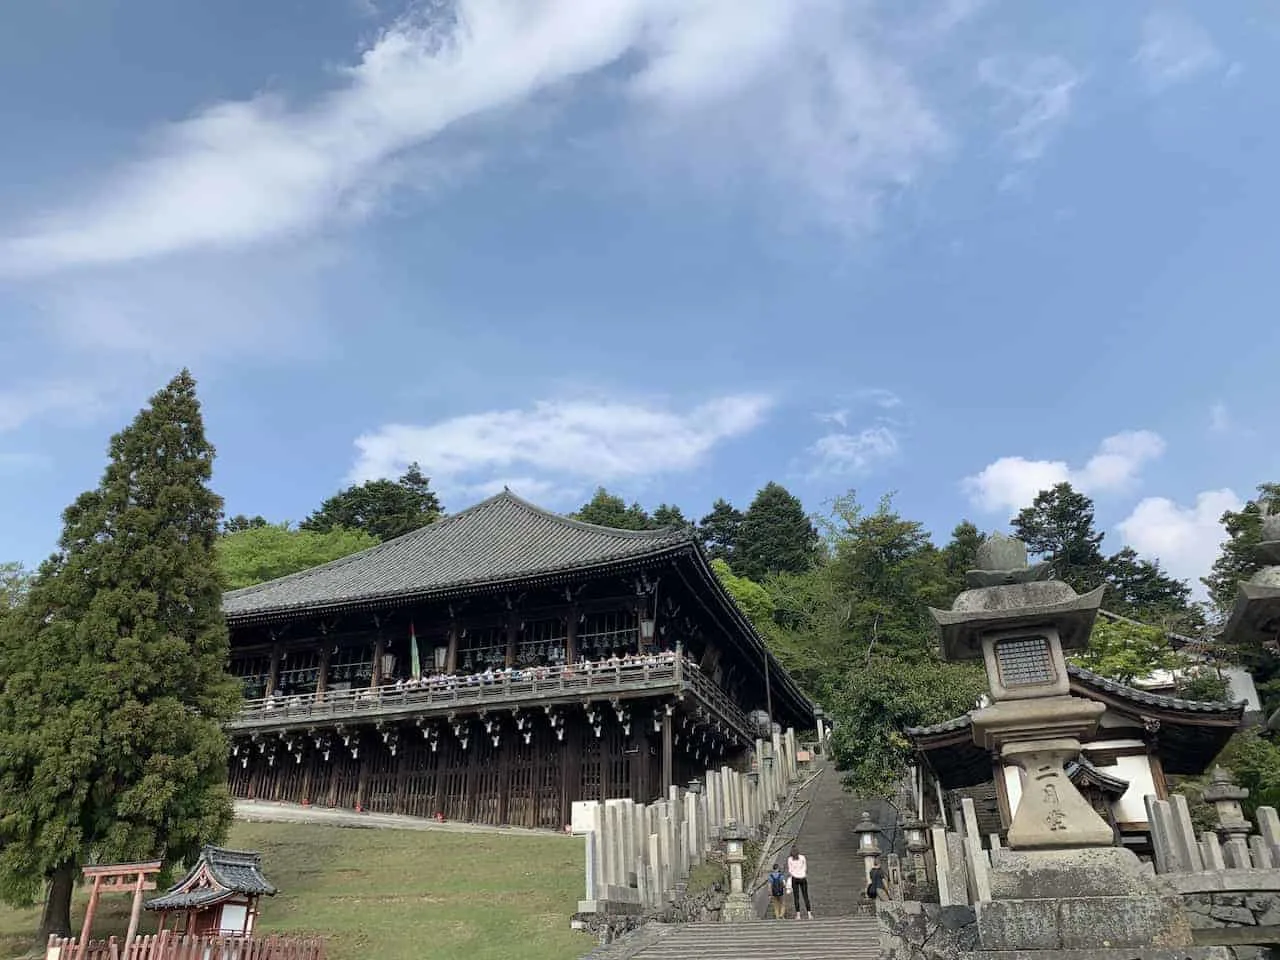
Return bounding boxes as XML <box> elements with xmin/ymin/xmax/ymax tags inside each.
<box><xmin>720</xmin><ymin>893</ymin><xmax>756</xmax><ymax>922</ymax></box>
<box><xmin>1002</xmin><ymin>739</ymin><xmax>1114</xmax><ymax>849</ymax></box>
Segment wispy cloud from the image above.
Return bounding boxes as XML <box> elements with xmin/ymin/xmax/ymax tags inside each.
<box><xmin>0</xmin><ymin>0</ymin><xmax>952</xmax><ymax>277</ymax></box>
<box><xmin>963</xmin><ymin>430</ymin><xmax>1166</xmax><ymax>515</ymax></box>
<box><xmin>806</xmin><ymin>425</ymin><xmax>899</xmax><ymax>478</ymax></box>
<box><xmin>978</xmin><ymin>54</ymin><xmax>1082</xmax><ymax>162</ymax></box>
<box><xmin>349</xmin><ymin>393</ymin><xmax>772</xmax><ymax>500</ymax></box>
<box><xmin>0</xmin><ymin>380</ymin><xmax>107</xmax><ymax>433</ymax></box>
<box><xmin>1135</xmin><ymin>9</ymin><xmax>1223</xmax><ymax>92</ymax></box>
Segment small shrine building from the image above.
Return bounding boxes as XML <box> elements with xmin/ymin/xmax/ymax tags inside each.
<box><xmin>144</xmin><ymin>846</ymin><xmax>277</xmax><ymax>936</ymax></box>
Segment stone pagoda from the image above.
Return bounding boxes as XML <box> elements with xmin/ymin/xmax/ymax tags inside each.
<box><xmin>929</xmin><ymin>532</ymin><xmax>1195</xmax><ymax>953</ymax></box>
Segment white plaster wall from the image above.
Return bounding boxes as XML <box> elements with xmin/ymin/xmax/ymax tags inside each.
<box><xmin>1110</xmin><ymin>754</ymin><xmax>1158</xmax><ymax>823</ymax></box>
<box><xmin>219</xmin><ymin>904</ymin><xmax>249</xmax><ymax>935</ymax></box>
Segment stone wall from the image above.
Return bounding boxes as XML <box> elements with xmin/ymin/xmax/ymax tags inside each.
<box><xmin>877</xmin><ymin>901</ymin><xmax>978</xmax><ymax>960</ymax></box>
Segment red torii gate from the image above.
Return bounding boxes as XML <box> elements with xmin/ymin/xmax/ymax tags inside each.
<box><xmin>75</xmin><ymin>860</ymin><xmax>162</xmax><ymax>960</ymax></box>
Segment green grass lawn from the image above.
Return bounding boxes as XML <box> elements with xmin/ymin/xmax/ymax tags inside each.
<box><xmin>0</xmin><ymin>821</ymin><xmax>595</xmax><ymax>960</ymax></box>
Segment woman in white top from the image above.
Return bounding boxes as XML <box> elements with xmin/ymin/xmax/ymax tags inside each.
<box><xmin>786</xmin><ymin>845</ymin><xmax>812</xmax><ymax>919</ymax></box>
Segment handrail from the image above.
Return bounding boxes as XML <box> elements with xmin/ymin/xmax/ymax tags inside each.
<box><xmin>230</xmin><ymin>655</ymin><xmax>753</xmax><ymax>738</ymax></box>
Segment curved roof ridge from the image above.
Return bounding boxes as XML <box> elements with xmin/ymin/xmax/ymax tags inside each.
<box><xmin>1066</xmin><ymin>663</ymin><xmax>1245</xmax><ymax>713</ymax></box>
<box><xmin>494</xmin><ymin>488</ymin><xmax>698</xmax><ymax>542</ymax></box>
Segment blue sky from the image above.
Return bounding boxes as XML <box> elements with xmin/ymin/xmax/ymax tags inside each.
<box><xmin>1</xmin><ymin>0</ymin><xmax>1278</xmax><ymax>597</ymax></box>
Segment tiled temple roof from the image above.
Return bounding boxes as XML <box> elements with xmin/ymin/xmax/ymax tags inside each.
<box><xmin>145</xmin><ymin>847</ymin><xmax>276</xmax><ymax>912</ymax></box>
<box><xmin>223</xmin><ymin>490</ymin><xmax>694</xmax><ymax>622</ymax></box>
<box><xmin>1066</xmin><ymin>664</ymin><xmax>1243</xmax><ymax>716</ymax></box>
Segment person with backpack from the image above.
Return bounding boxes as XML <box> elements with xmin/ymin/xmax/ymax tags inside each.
<box><xmin>787</xmin><ymin>845</ymin><xmax>812</xmax><ymax>919</ymax></box>
<box><xmin>867</xmin><ymin>858</ymin><xmax>889</xmax><ymax>901</ymax></box>
<box><xmin>766</xmin><ymin>863</ymin><xmax>787</xmax><ymax>919</ymax></box>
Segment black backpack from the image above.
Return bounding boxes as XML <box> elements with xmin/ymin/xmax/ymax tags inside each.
<box><xmin>770</xmin><ymin>873</ymin><xmax>786</xmax><ymax>897</ymax></box>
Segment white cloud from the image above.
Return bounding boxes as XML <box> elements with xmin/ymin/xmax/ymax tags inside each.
<box><xmin>0</xmin><ymin>380</ymin><xmax>107</xmax><ymax>433</ymax></box>
<box><xmin>978</xmin><ymin>54</ymin><xmax>1082</xmax><ymax>161</ymax></box>
<box><xmin>1</xmin><ymin>0</ymin><xmax>950</xmax><ymax>276</ymax></box>
<box><xmin>1117</xmin><ymin>488</ymin><xmax>1243</xmax><ymax>592</ymax></box>
<box><xmin>1135</xmin><ymin>10</ymin><xmax>1223</xmax><ymax>92</ymax></box>
<box><xmin>1210</xmin><ymin>401</ymin><xmax>1231</xmax><ymax>435</ymax></box>
<box><xmin>963</xmin><ymin>430</ymin><xmax>1166</xmax><ymax>514</ymax></box>
<box><xmin>349</xmin><ymin>393</ymin><xmax>772</xmax><ymax>497</ymax></box>
<box><xmin>807</xmin><ymin>425</ymin><xmax>899</xmax><ymax>477</ymax></box>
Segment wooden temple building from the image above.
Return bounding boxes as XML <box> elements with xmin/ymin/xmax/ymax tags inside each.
<box><xmin>222</xmin><ymin>491</ymin><xmax>813</xmax><ymax>829</ymax></box>
<box><xmin>906</xmin><ymin>664</ymin><xmax>1244</xmax><ymax>852</ymax></box>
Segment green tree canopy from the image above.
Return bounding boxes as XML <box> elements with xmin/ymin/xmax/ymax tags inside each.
<box><xmin>710</xmin><ymin>558</ymin><xmax>774</xmax><ymax>629</ymax></box>
<box><xmin>223</xmin><ymin>513</ymin><xmax>269</xmax><ymax>533</ymax></box>
<box><xmin>651</xmin><ymin>503</ymin><xmax>693</xmax><ymax>531</ymax></box>
<box><xmin>0</xmin><ymin>561</ymin><xmax>30</xmax><ymax>615</ymax></box>
<box><xmin>1070</xmin><ymin>617</ymin><xmax>1184</xmax><ymax>685</ymax></box>
<box><xmin>0</xmin><ymin>371</ymin><xmax>240</xmax><ymax>940</ymax></box>
<box><xmin>735</xmin><ymin>482</ymin><xmax>818</xmax><ymax>581</ymax></box>
<box><xmin>301</xmin><ymin>462</ymin><xmax>443</xmax><ymax>542</ymax></box>
<box><xmin>1103</xmin><ymin>547</ymin><xmax>1195</xmax><ymax>627</ymax></box>
<box><xmin>942</xmin><ymin>521</ymin><xmax>985</xmax><ymax>594</ymax></box>
<box><xmin>572</xmin><ymin>487</ymin><xmax>653</xmax><ymax>530</ymax></box>
<box><xmin>1012</xmin><ymin>482</ymin><xmax>1107</xmax><ymax>592</ymax></box>
<box><xmin>698</xmin><ymin>498</ymin><xmax>744</xmax><ymax>564</ymax></box>
<box><xmin>217</xmin><ymin>523</ymin><xmax>379</xmax><ymax>589</ymax></box>
<box><xmin>1204</xmin><ymin>483</ymin><xmax>1280</xmax><ymax>614</ymax></box>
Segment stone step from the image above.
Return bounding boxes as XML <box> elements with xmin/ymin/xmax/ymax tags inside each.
<box><xmin>629</xmin><ymin>919</ymin><xmax>882</xmax><ymax>959</ymax></box>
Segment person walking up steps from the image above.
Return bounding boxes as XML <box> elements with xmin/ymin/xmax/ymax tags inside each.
<box><xmin>767</xmin><ymin>863</ymin><xmax>787</xmax><ymax>919</ymax></box>
<box><xmin>787</xmin><ymin>845</ymin><xmax>812</xmax><ymax>919</ymax></box>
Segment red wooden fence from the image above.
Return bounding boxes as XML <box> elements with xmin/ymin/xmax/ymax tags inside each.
<box><xmin>47</xmin><ymin>932</ymin><xmax>326</xmax><ymax>960</ymax></box>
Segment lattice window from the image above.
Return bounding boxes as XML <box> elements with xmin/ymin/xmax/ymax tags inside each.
<box><xmin>229</xmin><ymin>653</ymin><xmax>272</xmax><ymax>699</ymax></box>
<box><xmin>994</xmin><ymin>635</ymin><xmax>1055</xmax><ymax>688</ymax></box>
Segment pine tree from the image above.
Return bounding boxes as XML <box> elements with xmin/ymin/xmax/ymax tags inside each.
<box><xmin>697</xmin><ymin>498</ymin><xmax>744</xmax><ymax>564</ymax></box>
<box><xmin>301</xmin><ymin>462</ymin><xmax>443</xmax><ymax>542</ymax></box>
<box><xmin>734</xmin><ymin>482</ymin><xmax>818</xmax><ymax>581</ymax></box>
<box><xmin>0</xmin><ymin>371</ymin><xmax>239</xmax><ymax>940</ymax></box>
<box><xmin>1103</xmin><ymin>547</ymin><xmax>1193</xmax><ymax>623</ymax></box>
<box><xmin>1011</xmin><ymin>482</ymin><xmax>1107</xmax><ymax>593</ymax></box>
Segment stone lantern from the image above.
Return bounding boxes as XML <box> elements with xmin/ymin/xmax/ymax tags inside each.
<box><xmin>929</xmin><ymin>532</ymin><xmax>1112</xmax><ymax>850</ymax></box>
<box><xmin>854</xmin><ymin>810</ymin><xmax>882</xmax><ymax>887</ymax></box>
<box><xmin>1228</xmin><ymin>510</ymin><xmax>1280</xmax><ymax>729</ymax></box>
<box><xmin>687</xmin><ymin>778</ymin><xmax>703</xmax><ymax>795</ymax></box>
<box><xmin>902</xmin><ymin>817</ymin><xmax>930</xmax><ymax>853</ymax></box>
<box><xmin>720</xmin><ymin>818</ymin><xmax>754</xmax><ymax>922</ymax></box>
<box><xmin>1202</xmin><ymin>765</ymin><xmax>1251</xmax><ymax>843</ymax></box>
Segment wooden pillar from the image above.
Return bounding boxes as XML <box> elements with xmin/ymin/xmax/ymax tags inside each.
<box><xmin>565</xmin><ymin>610</ymin><xmax>578</xmax><ymax>664</ymax></box>
<box><xmin>266</xmin><ymin>644</ymin><xmax>282</xmax><ymax>697</ymax></box>
<box><xmin>505</xmin><ymin>616</ymin><xmax>518</xmax><ymax>668</ymax></box>
<box><xmin>316</xmin><ymin>646</ymin><xmax>331</xmax><ymax>701</ymax></box>
<box><xmin>355</xmin><ymin>749</ymin><xmax>369</xmax><ymax>811</ymax></box>
<box><xmin>371</xmin><ymin>636</ymin><xmax>385</xmax><ymax>688</ymax></box>
<box><xmin>123</xmin><ymin>871</ymin><xmax>146</xmax><ymax>951</ymax></box>
<box><xmin>661</xmin><ymin>704</ymin><xmax>674</xmax><ymax>792</ymax></box>
<box><xmin>446</xmin><ymin>622</ymin><xmax>459</xmax><ymax>673</ymax></box>
<box><xmin>497</xmin><ymin>732</ymin><xmax>511</xmax><ymax>825</ymax></box>
<box><xmin>560</xmin><ymin>720</ymin><xmax>578</xmax><ymax>827</ymax></box>
<box><xmin>76</xmin><ymin>875</ymin><xmax>104</xmax><ymax>960</ymax></box>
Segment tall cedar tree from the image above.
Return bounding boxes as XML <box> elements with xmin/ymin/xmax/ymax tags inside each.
<box><xmin>1103</xmin><ymin>547</ymin><xmax>1194</xmax><ymax>626</ymax></box>
<box><xmin>572</xmin><ymin>487</ymin><xmax>653</xmax><ymax>530</ymax></box>
<box><xmin>734</xmin><ymin>482</ymin><xmax>819</xmax><ymax>581</ymax></box>
<box><xmin>301</xmin><ymin>462</ymin><xmax>442</xmax><ymax>542</ymax></box>
<box><xmin>0</xmin><ymin>371</ymin><xmax>240</xmax><ymax>940</ymax></box>
<box><xmin>942</xmin><ymin>521</ymin><xmax>985</xmax><ymax>595</ymax></box>
<box><xmin>1012</xmin><ymin>483</ymin><xmax>1108</xmax><ymax>592</ymax></box>
<box><xmin>698</xmin><ymin>499</ymin><xmax>744</xmax><ymax>564</ymax></box>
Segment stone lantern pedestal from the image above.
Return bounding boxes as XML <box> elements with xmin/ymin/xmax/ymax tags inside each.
<box><xmin>720</xmin><ymin>819</ymin><xmax>755</xmax><ymax>923</ymax></box>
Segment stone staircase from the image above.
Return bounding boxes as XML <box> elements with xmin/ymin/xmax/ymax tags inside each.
<box><xmin>621</xmin><ymin>916</ymin><xmax>882</xmax><ymax>959</ymax></box>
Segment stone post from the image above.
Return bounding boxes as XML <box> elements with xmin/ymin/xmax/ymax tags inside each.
<box><xmin>1203</xmin><ymin>766</ymin><xmax>1252</xmax><ymax>843</ymax></box>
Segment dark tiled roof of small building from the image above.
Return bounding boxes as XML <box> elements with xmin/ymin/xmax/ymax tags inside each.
<box><xmin>1066</xmin><ymin>664</ymin><xmax>1244</xmax><ymax>717</ymax></box>
<box><xmin>145</xmin><ymin>847</ymin><xmax>276</xmax><ymax>911</ymax></box>
<box><xmin>905</xmin><ymin>714</ymin><xmax>973</xmax><ymax>738</ymax></box>
<box><xmin>222</xmin><ymin>490</ymin><xmax>695</xmax><ymax>622</ymax></box>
